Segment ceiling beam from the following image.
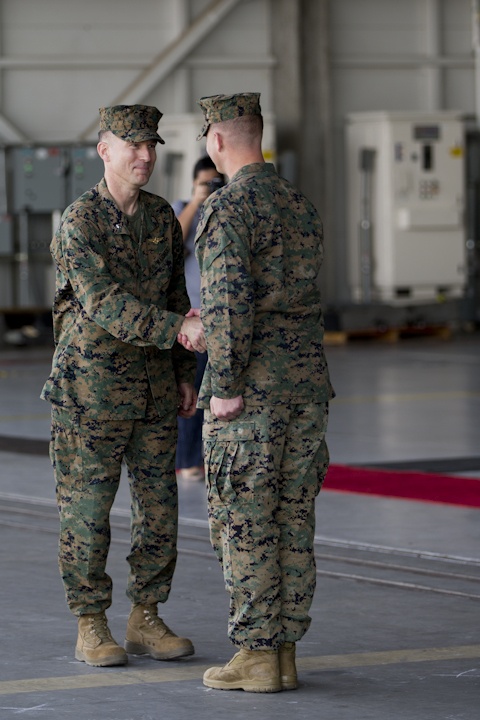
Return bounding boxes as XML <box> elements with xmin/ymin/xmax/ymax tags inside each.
<box><xmin>0</xmin><ymin>0</ymin><xmax>29</xmax><ymax>142</ymax></box>
<box><xmin>0</xmin><ymin>112</ymin><xmax>29</xmax><ymax>143</ymax></box>
<box><xmin>78</xmin><ymin>0</ymin><xmax>242</xmax><ymax>140</ymax></box>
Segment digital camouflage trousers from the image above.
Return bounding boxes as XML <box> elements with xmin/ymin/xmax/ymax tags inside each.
<box><xmin>203</xmin><ymin>401</ymin><xmax>329</xmax><ymax>650</ymax></box>
<box><xmin>50</xmin><ymin>400</ymin><xmax>179</xmax><ymax>616</ymax></box>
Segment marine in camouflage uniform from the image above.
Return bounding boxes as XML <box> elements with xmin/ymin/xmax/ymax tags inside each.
<box><xmin>41</xmin><ymin>105</ymin><xmax>202</xmax><ymax>666</ymax></box>
<box><xmin>195</xmin><ymin>93</ymin><xmax>334</xmax><ymax>691</ymax></box>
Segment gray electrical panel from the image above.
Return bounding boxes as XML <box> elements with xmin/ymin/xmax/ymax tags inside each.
<box><xmin>68</xmin><ymin>146</ymin><xmax>103</xmax><ymax>202</ymax></box>
<box><xmin>2</xmin><ymin>143</ymin><xmax>104</xmax><ymax>310</ymax></box>
<box><xmin>0</xmin><ymin>215</ymin><xmax>13</xmax><ymax>255</ymax></box>
<box><xmin>0</xmin><ymin>266</ymin><xmax>13</xmax><ymax>307</ymax></box>
<box><xmin>10</xmin><ymin>146</ymin><xmax>68</xmax><ymax>213</ymax></box>
<box><xmin>0</xmin><ymin>148</ymin><xmax>7</xmax><ymax>215</ymax></box>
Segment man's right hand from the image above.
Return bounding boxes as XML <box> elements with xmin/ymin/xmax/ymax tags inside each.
<box><xmin>191</xmin><ymin>181</ymin><xmax>212</xmax><ymax>208</ymax></box>
<box><xmin>178</xmin><ymin>312</ymin><xmax>206</xmax><ymax>353</ymax></box>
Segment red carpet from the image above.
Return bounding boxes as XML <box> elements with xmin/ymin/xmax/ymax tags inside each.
<box><xmin>324</xmin><ymin>464</ymin><xmax>480</xmax><ymax>508</ymax></box>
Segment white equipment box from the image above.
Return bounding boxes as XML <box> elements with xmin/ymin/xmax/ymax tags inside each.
<box><xmin>346</xmin><ymin>111</ymin><xmax>466</xmax><ymax>302</ymax></box>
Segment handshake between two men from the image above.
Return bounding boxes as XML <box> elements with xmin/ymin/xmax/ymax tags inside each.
<box><xmin>177</xmin><ymin>308</ymin><xmax>245</xmax><ymax>423</ymax></box>
<box><xmin>175</xmin><ymin>308</ymin><xmax>205</xmax><ymax>420</ymax></box>
<box><xmin>177</xmin><ymin>308</ymin><xmax>206</xmax><ymax>354</ymax></box>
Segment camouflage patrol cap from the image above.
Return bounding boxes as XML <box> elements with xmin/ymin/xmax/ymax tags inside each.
<box><xmin>99</xmin><ymin>105</ymin><xmax>165</xmax><ymax>144</ymax></box>
<box><xmin>196</xmin><ymin>93</ymin><xmax>261</xmax><ymax>140</ymax></box>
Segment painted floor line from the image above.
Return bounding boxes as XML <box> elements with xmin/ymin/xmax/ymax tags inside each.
<box><xmin>1</xmin><ymin>644</ymin><xmax>479</xmax><ymax>696</ymax></box>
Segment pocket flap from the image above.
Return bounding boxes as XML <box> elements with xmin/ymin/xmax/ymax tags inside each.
<box><xmin>205</xmin><ymin>421</ymin><xmax>255</xmax><ymax>442</ymax></box>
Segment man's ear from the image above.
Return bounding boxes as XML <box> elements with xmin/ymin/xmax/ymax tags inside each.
<box><xmin>97</xmin><ymin>140</ymin><xmax>109</xmax><ymax>162</ymax></box>
<box><xmin>213</xmin><ymin>130</ymin><xmax>224</xmax><ymax>152</ymax></box>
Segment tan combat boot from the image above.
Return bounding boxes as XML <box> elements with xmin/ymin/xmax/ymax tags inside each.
<box><xmin>75</xmin><ymin>613</ymin><xmax>127</xmax><ymax>667</ymax></box>
<box><xmin>279</xmin><ymin>641</ymin><xmax>298</xmax><ymax>690</ymax></box>
<box><xmin>203</xmin><ymin>648</ymin><xmax>282</xmax><ymax>693</ymax></box>
<box><xmin>124</xmin><ymin>604</ymin><xmax>194</xmax><ymax>660</ymax></box>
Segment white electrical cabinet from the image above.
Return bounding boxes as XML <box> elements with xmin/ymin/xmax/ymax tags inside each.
<box><xmin>346</xmin><ymin>111</ymin><xmax>466</xmax><ymax>303</ymax></box>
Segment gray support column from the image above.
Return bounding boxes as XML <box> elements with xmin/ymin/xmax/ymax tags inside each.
<box><xmin>472</xmin><ymin>0</ymin><xmax>480</xmax><ymax>125</ymax></box>
<box><xmin>272</xmin><ymin>0</ymin><xmax>335</xmax><ymax>304</ymax></box>
<box><xmin>299</xmin><ymin>0</ymin><xmax>335</xmax><ymax>303</ymax></box>
<box><xmin>424</xmin><ymin>0</ymin><xmax>443</xmax><ymax>111</ymax></box>
<box><xmin>271</xmin><ymin>0</ymin><xmax>302</xmax><ymax>182</ymax></box>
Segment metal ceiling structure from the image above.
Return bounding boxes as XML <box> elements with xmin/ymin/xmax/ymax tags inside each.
<box><xmin>78</xmin><ymin>0</ymin><xmax>242</xmax><ymax>140</ymax></box>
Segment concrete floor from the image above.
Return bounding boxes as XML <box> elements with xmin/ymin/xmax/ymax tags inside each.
<box><xmin>0</xmin><ymin>333</ymin><xmax>479</xmax><ymax>720</ymax></box>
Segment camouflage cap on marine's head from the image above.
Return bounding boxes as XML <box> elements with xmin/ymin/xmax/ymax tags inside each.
<box><xmin>99</xmin><ymin>104</ymin><xmax>165</xmax><ymax>144</ymax></box>
<box><xmin>196</xmin><ymin>93</ymin><xmax>261</xmax><ymax>140</ymax></box>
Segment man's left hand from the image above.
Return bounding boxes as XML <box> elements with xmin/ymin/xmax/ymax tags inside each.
<box><xmin>210</xmin><ymin>395</ymin><xmax>244</xmax><ymax>420</ymax></box>
<box><xmin>178</xmin><ymin>382</ymin><xmax>198</xmax><ymax>418</ymax></box>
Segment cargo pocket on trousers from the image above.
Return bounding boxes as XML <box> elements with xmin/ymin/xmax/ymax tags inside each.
<box><xmin>203</xmin><ymin>422</ymin><xmax>256</xmax><ymax>507</ymax></box>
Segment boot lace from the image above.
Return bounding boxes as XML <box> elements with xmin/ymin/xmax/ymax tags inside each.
<box><xmin>142</xmin><ymin>607</ymin><xmax>169</xmax><ymax>634</ymax></box>
<box><xmin>89</xmin><ymin>614</ymin><xmax>114</xmax><ymax>643</ymax></box>
<box><xmin>143</xmin><ymin>608</ymin><xmax>165</xmax><ymax>628</ymax></box>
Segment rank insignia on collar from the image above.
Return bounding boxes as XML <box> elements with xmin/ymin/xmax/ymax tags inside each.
<box><xmin>149</xmin><ymin>237</ymin><xmax>161</xmax><ymax>244</ymax></box>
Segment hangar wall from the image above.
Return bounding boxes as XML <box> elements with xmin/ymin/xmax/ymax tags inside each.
<box><xmin>0</xmin><ymin>0</ymin><xmax>478</xmax><ymax>312</ymax></box>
